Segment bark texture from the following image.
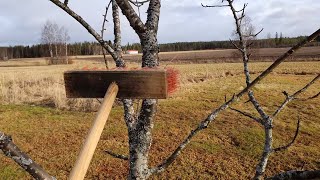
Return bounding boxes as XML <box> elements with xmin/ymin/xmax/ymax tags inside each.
<box><xmin>0</xmin><ymin>132</ymin><xmax>54</xmax><ymax>180</ymax></box>
<box><xmin>116</xmin><ymin>1</ymin><xmax>161</xmax><ymax>179</ymax></box>
<box><xmin>267</xmin><ymin>170</ymin><xmax>320</xmax><ymax>180</ymax></box>
<box><xmin>112</xmin><ymin>0</ymin><xmax>125</xmax><ymax>67</ymax></box>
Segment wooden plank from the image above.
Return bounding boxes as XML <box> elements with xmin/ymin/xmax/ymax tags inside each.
<box><xmin>64</xmin><ymin>70</ymin><xmax>167</xmax><ymax>99</ymax></box>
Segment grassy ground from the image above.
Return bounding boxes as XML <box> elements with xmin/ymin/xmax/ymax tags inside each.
<box><xmin>0</xmin><ymin>60</ymin><xmax>319</xmax><ymax>179</ymax></box>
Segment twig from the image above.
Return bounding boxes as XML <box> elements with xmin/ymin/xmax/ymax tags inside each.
<box><xmin>115</xmin><ymin>0</ymin><xmax>146</xmax><ymax>34</ymax></box>
<box><xmin>297</xmin><ymin>91</ymin><xmax>320</xmax><ymax>101</ymax></box>
<box><xmin>243</xmin><ymin>28</ymin><xmax>264</xmax><ymax>38</ymax></box>
<box><xmin>64</xmin><ymin>0</ymin><xmax>69</xmax><ymax>6</ymax></box>
<box><xmin>229</xmin><ymin>39</ymin><xmax>244</xmax><ymax>52</ymax></box>
<box><xmin>201</xmin><ymin>3</ymin><xmax>229</xmax><ymax>8</ymax></box>
<box><xmin>150</xmin><ymin>28</ymin><xmax>320</xmax><ymax>174</ymax></box>
<box><xmin>105</xmin><ymin>150</ymin><xmax>129</xmax><ymax>160</ymax></box>
<box><xmin>272</xmin><ymin>74</ymin><xmax>320</xmax><ymax>118</ymax></box>
<box><xmin>273</xmin><ymin>118</ymin><xmax>300</xmax><ymax>152</ymax></box>
<box><xmin>49</xmin><ymin>0</ymin><xmax>123</xmax><ymax>64</ymax></box>
<box><xmin>129</xmin><ymin>0</ymin><xmax>150</xmax><ymax>7</ymax></box>
<box><xmin>229</xmin><ymin>107</ymin><xmax>262</xmax><ymax>124</ymax></box>
<box><xmin>101</xmin><ymin>0</ymin><xmax>112</xmax><ymax>69</ymax></box>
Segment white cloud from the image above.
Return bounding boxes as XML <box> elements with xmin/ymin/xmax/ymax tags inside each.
<box><xmin>0</xmin><ymin>0</ymin><xmax>319</xmax><ymax>46</ymax></box>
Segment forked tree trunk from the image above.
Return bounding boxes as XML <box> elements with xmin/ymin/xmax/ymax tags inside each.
<box><xmin>126</xmin><ymin>30</ymin><xmax>159</xmax><ymax>180</ymax></box>
<box><xmin>128</xmin><ymin>99</ymin><xmax>157</xmax><ymax>180</ymax></box>
<box><xmin>115</xmin><ymin>0</ymin><xmax>161</xmax><ymax>179</ymax></box>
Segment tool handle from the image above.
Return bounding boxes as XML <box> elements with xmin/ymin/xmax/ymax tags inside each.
<box><xmin>69</xmin><ymin>83</ymin><xmax>119</xmax><ymax>180</ymax></box>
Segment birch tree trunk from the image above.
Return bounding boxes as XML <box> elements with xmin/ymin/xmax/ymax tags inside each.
<box><xmin>49</xmin><ymin>43</ymin><xmax>53</xmax><ymax>58</ymax></box>
<box><xmin>65</xmin><ymin>42</ymin><xmax>68</xmax><ymax>63</ymax></box>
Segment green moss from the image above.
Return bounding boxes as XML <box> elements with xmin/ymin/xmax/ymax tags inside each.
<box><xmin>191</xmin><ymin>141</ymin><xmax>222</xmax><ymax>154</ymax></box>
<box><xmin>236</xmin><ymin>128</ymin><xmax>265</xmax><ymax>158</ymax></box>
<box><xmin>0</xmin><ymin>165</ymin><xmax>26</xmax><ymax>180</ymax></box>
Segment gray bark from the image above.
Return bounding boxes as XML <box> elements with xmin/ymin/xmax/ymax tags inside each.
<box><xmin>140</xmin><ymin>31</ymin><xmax>159</xmax><ymax>67</ymax></box>
<box><xmin>112</xmin><ymin>0</ymin><xmax>125</xmax><ymax>67</ymax></box>
<box><xmin>204</xmin><ymin>1</ymin><xmax>319</xmax><ymax>179</ymax></box>
<box><xmin>128</xmin><ymin>99</ymin><xmax>157</xmax><ymax>179</ymax></box>
<box><xmin>115</xmin><ymin>0</ymin><xmax>146</xmax><ymax>34</ymax></box>
<box><xmin>267</xmin><ymin>170</ymin><xmax>320</xmax><ymax>180</ymax></box>
<box><xmin>254</xmin><ymin>124</ymin><xmax>273</xmax><ymax>180</ymax></box>
<box><xmin>0</xmin><ymin>132</ymin><xmax>54</xmax><ymax>180</ymax></box>
<box><xmin>116</xmin><ymin>1</ymin><xmax>160</xmax><ymax>179</ymax></box>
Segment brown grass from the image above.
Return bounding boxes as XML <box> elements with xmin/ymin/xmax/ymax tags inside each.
<box><xmin>72</xmin><ymin>46</ymin><xmax>320</xmax><ymax>64</ymax></box>
<box><xmin>0</xmin><ymin>57</ymin><xmax>319</xmax><ymax>179</ymax></box>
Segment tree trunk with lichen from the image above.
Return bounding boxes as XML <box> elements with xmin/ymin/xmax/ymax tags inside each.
<box><xmin>140</xmin><ymin>31</ymin><xmax>159</xmax><ymax>67</ymax></box>
<box><xmin>115</xmin><ymin>0</ymin><xmax>161</xmax><ymax>179</ymax></box>
<box><xmin>128</xmin><ymin>99</ymin><xmax>157</xmax><ymax>179</ymax></box>
<box><xmin>127</xmin><ymin>30</ymin><xmax>159</xmax><ymax>180</ymax></box>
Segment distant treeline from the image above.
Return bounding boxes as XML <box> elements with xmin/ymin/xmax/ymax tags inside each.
<box><xmin>156</xmin><ymin>36</ymin><xmax>320</xmax><ymax>52</ymax></box>
<box><xmin>0</xmin><ymin>42</ymin><xmax>107</xmax><ymax>60</ymax></box>
<box><xmin>1</xmin><ymin>36</ymin><xmax>320</xmax><ymax>59</ymax></box>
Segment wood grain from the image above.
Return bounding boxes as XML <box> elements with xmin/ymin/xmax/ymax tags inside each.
<box><xmin>64</xmin><ymin>70</ymin><xmax>167</xmax><ymax>99</ymax></box>
<box><xmin>69</xmin><ymin>83</ymin><xmax>118</xmax><ymax>180</ymax></box>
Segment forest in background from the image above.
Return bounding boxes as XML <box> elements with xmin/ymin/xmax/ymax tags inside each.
<box><xmin>1</xmin><ymin>35</ymin><xmax>320</xmax><ymax>60</ymax></box>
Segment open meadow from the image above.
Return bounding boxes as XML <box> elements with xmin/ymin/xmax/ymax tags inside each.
<box><xmin>0</xmin><ymin>54</ymin><xmax>319</xmax><ymax>179</ymax></box>
<box><xmin>74</xmin><ymin>46</ymin><xmax>320</xmax><ymax>64</ymax></box>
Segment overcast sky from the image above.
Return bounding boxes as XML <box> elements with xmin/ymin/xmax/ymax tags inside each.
<box><xmin>0</xmin><ymin>0</ymin><xmax>319</xmax><ymax>46</ymax></box>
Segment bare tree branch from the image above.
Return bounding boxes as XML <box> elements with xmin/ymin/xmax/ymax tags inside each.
<box><xmin>101</xmin><ymin>0</ymin><xmax>113</xmax><ymax>69</ymax></box>
<box><xmin>290</xmin><ymin>74</ymin><xmax>320</xmax><ymax>98</ymax></box>
<box><xmin>245</xmin><ymin>29</ymin><xmax>320</xmax><ymax>92</ymax></box>
<box><xmin>229</xmin><ymin>39</ymin><xmax>244</xmax><ymax>52</ymax></box>
<box><xmin>0</xmin><ymin>132</ymin><xmax>54</xmax><ymax>179</ymax></box>
<box><xmin>229</xmin><ymin>107</ymin><xmax>263</xmax><ymax>124</ymax></box>
<box><xmin>129</xmin><ymin>0</ymin><xmax>149</xmax><ymax>6</ymax></box>
<box><xmin>272</xmin><ymin>74</ymin><xmax>320</xmax><ymax>118</ymax></box>
<box><xmin>267</xmin><ymin>170</ymin><xmax>320</xmax><ymax>180</ymax></box>
<box><xmin>49</xmin><ymin>0</ymin><xmax>122</xmax><ymax>63</ymax></box>
<box><xmin>105</xmin><ymin>150</ymin><xmax>129</xmax><ymax>160</ymax></box>
<box><xmin>146</xmin><ymin>0</ymin><xmax>161</xmax><ymax>31</ymax></box>
<box><xmin>297</xmin><ymin>91</ymin><xmax>320</xmax><ymax>101</ymax></box>
<box><xmin>115</xmin><ymin>0</ymin><xmax>146</xmax><ymax>34</ymax></box>
<box><xmin>235</xmin><ymin>3</ymin><xmax>247</xmax><ymax>13</ymax></box>
<box><xmin>64</xmin><ymin>0</ymin><xmax>69</xmax><ymax>6</ymax></box>
<box><xmin>242</xmin><ymin>28</ymin><xmax>264</xmax><ymax>38</ymax></box>
<box><xmin>201</xmin><ymin>3</ymin><xmax>229</xmax><ymax>8</ymax></box>
<box><xmin>112</xmin><ymin>0</ymin><xmax>126</xmax><ymax>67</ymax></box>
<box><xmin>273</xmin><ymin>118</ymin><xmax>300</xmax><ymax>152</ymax></box>
<box><xmin>150</xmin><ymin>28</ymin><xmax>320</xmax><ymax>173</ymax></box>
<box><xmin>129</xmin><ymin>0</ymin><xmax>150</xmax><ymax>7</ymax></box>
<box><xmin>248</xmin><ymin>91</ymin><xmax>270</xmax><ymax>122</ymax></box>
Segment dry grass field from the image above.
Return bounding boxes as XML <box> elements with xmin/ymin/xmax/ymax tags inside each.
<box><xmin>0</xmin><ymin>50</ymin><xmax>319</xmax><ymax>179</ymax></box>
<box><xmin>74</xmin><ymin>46</ymin><xmax>320</xmax><ymax>64</ymax></box>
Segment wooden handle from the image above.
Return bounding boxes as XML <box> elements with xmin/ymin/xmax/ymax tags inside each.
<box><xmin>69</xmin><ymin>83</ymin><xmax>119</xmax><ymax>180</ymax></box>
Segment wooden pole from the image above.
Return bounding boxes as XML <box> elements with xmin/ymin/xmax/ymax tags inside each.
<box><xmin>69</xmin><ymin>82</ymin><xmax>119</xmax><ymax>180</ymax></box>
